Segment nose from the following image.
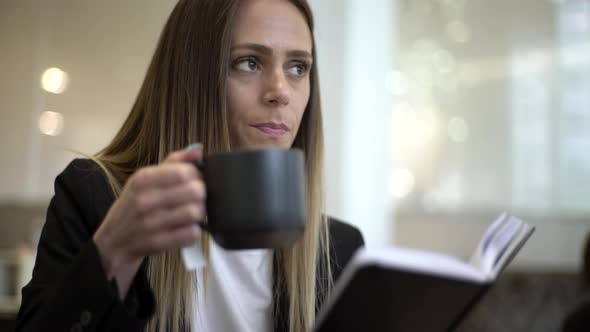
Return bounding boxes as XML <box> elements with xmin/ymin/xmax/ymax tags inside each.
<box><xmin>262</xmin><ymin>68</ymin><xmax>290</xmax><ymax>107</ymax></box>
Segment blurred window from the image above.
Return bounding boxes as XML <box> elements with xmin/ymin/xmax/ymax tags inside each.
<box><xmin>393</xmin><ymin>0</ymin><xmax>590</xmax><ymax>217</ymax></box>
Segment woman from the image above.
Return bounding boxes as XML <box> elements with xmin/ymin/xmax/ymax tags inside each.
<box><xmin>16</xmin><ymin>0</ymin><xmax>364</xmax><ymax>331</ymax></box>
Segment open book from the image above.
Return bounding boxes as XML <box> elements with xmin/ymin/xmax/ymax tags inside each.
<box><xmin>313</xmin><ymin>213</ymin><xmax>535</xmax><ymax>332</ymax></box>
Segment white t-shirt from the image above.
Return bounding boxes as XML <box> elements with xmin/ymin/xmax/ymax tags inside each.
<box><xmin>192</xmin><ymin>240</ymin><xmax>273</xmax><ymax>332</ymax></box>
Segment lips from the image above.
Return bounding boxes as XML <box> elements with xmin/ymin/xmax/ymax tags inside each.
<box><xmin>250</xmin><ymin>122</ymin><xmax>290</xmax><ymax>137</ymax></box>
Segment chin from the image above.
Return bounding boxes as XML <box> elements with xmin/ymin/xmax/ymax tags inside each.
<box><xmin>257</xmin><ymin>142</ymin><xmax>290</xmax><ymax>150</ymax></box>
<box><xmin>241</xmin><ymin>139</ymin><xmax>292</xmax><ymax>150</ymax></box>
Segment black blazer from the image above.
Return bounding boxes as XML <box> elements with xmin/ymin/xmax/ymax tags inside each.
<box><xmin>16</xmin><ymin>159</ymin><xmax>365</xmax><ymax>332</ymax></box>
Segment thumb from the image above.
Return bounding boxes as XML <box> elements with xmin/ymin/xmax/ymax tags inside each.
<box><xmin>164</xmin><ymin>143</ymin><xmax>203</xmax><ymax>164</ymax></box>
<box><xmin>182</xmin><ymin>143</ymin><xmax>204</xmax><ymax>162</ymax></box>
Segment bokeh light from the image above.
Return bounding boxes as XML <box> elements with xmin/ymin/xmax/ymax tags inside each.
<box><xmin>41</xmin><ymin>67</ymin><xmax>69</xmax><ymax>94</ymax></box>
<box><xmin>38</xmin><ymin>111</ymin><xmax>65</xmax><ymax>136</ymax></box>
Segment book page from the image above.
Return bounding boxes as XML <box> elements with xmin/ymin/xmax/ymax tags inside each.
<box><xmin>470</xmin><ymin>213</ymin><xmax>534</xmax><ymax>277</ymax></box>
<box><xmin>480</xmin><ymin>216</ymin><xmax>523</xmax><ymax>273</ymax></box>
<box><xmin>353</xmin><ymin>247</ymin><xmax>489</xmax><ymax>283</ymax></box>
<box><xmin>490</xmin><ymin>223</ymin><xmax>535</xmax><ymax>278</ymax></box>
<box><xmin>469</xmin><ymin>212</ymin><xmax>507</xmax><ymax>270</ymax></box>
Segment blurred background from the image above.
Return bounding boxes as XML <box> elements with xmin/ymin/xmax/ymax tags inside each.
<box><xmin>1</xmin><ymin>0</ymin><xmax>589</xmax><ymax>331</ymax></box>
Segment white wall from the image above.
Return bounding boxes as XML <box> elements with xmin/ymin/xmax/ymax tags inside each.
<box><xmin>312</xmin><ymin>0</ymin><xmax>398</xmax><ymax>246</ymax></box>
<box><xmin>0</xmin><ymin>0</ymin><xmax>38</xmax><ymax>199</ymax></box>
<box><xmin>308</xmin><ymin>0</ymin><xmax>348</xmax><ymax>224</ymax></box>
<box><xmin>0</xmin><ymin>0</ymin><xmax>176</xmax><ymax>200</ymax></box>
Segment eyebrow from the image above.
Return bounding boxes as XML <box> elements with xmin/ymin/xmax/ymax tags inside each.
<box><xmin>231</xmin><ymin>43</ymin><xmax>313</xmax><ymax>60</ymax></box>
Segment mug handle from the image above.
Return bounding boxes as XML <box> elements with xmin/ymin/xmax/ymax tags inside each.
<box><xmin>198</xmin><ymin>223</ymin><xmax>211</xmax><ymax>232</ymax></box>
<box><xmin>194</xmin><ymin>160</ymin><xmax>205</xmax><ymax>172</ymax></box>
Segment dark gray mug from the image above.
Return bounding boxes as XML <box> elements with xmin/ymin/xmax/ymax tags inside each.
<box><xmin>195</xmin><ymin>149</ymin><xmax>307</xmax><ymax>250</ymax></box>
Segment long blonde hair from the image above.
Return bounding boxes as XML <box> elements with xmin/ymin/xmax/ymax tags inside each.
<box><xmin>93</xmin><ymin>1</ymin><xmax>330</xmax><ymax>331</ymax></box>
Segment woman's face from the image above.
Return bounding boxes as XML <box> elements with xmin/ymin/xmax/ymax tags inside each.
<box><xmin>227</xmin><ymin>0</ymin><xmax>313</xmax><ymax>150</ymax></box>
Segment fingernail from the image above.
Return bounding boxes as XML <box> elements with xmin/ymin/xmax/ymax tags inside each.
<box><xmin>184</xmin><ymin>143</ymin><xmax>203</xmax><ymax>152</ymax></box>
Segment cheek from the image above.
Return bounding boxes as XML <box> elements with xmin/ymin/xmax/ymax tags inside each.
<box><xmin>294</xmin><ymin>82</ymin><xmax>311</xmax><ymax>123</ymax></box>
<box><xmin>227</xmin><ymin>80</ymin><xmax>256</xmax><ymax>123</ymax></box>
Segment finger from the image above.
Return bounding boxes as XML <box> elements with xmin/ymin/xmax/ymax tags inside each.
<box><xmin>151</xmin><ymin>224</ymin><xmax>202</xmax><ymax>252</ymax></box>
<box><xmin>143</xmin><ymin>202</ymin><xmax>206</xmax><ymax>231</ymax></box>
<box><xmin>145</xmin><ymin>179</ymin><xmax>206</xmax><ymax>211</ymax></box>
<box><xmin>130</xmin><ymin>163</ymin><xmax>198</xmax><ymax>192</ymax></box>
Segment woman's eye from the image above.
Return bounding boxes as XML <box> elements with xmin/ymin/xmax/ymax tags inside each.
<box><xmin>235</xmin><ymin>58</ymin><xmax>259</xmax><ymax>72</ymax></box>
<box><xmin>288</xmin><ymin>62</ymin><xmax>309</xmax><ymax>77</ymax></box>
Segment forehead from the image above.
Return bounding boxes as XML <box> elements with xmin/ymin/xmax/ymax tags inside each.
<box><xmin>231</xmin><ymin>0</ymin><xmax>312</xmax><ymax>52</ymax></box>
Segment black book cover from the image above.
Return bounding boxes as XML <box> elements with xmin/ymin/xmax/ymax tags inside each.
<box><xmin>315</xmin><ymin>265</ymin><xmax>491</xmax><ymax>332</ymax></box>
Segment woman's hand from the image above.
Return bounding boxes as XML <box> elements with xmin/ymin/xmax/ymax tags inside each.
<box><xmin>92</xmin><ymin>148</ymin><xmax>205</xmax><ymax>299</ymax></box>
